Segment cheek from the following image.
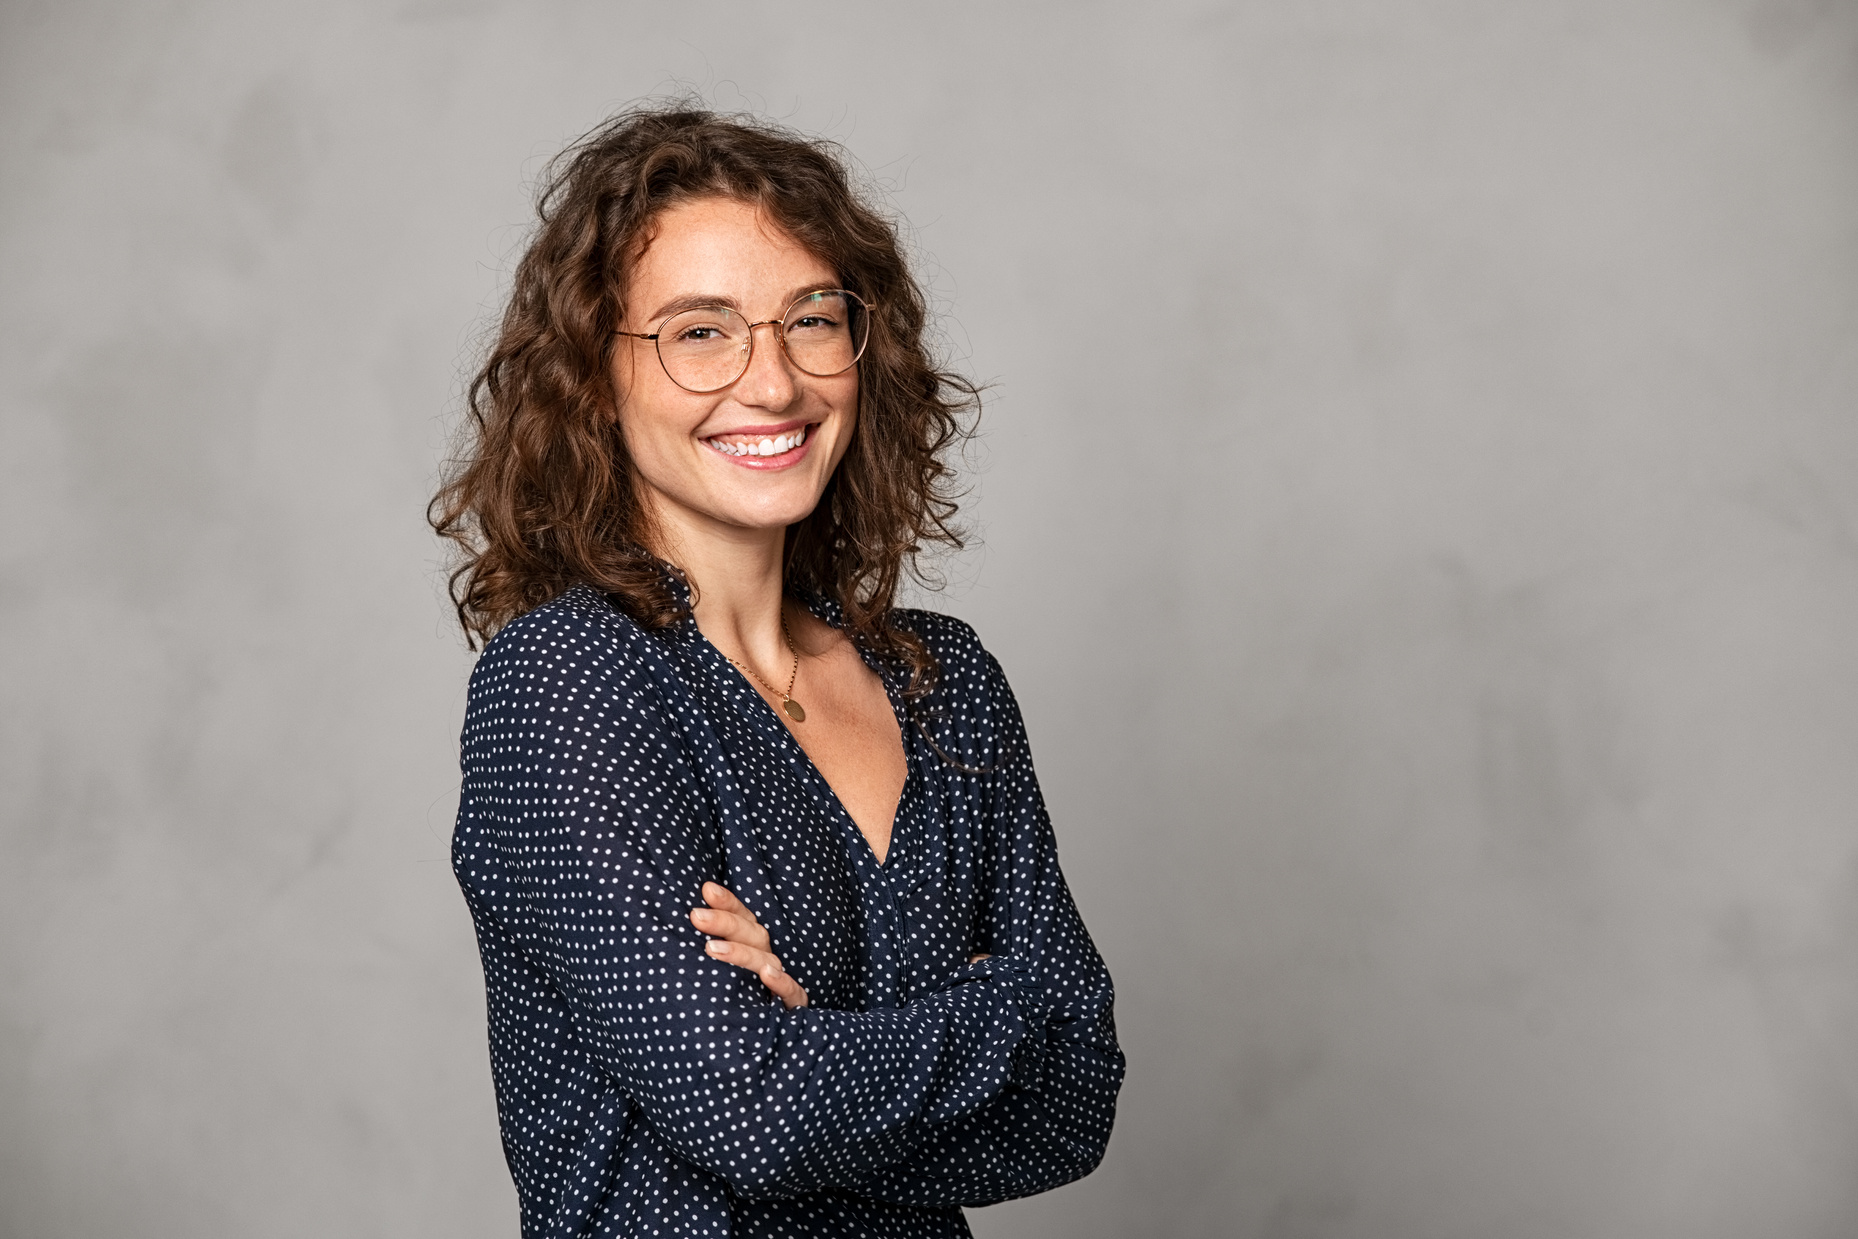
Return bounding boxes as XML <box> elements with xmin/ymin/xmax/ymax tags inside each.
<box><xmin>615</xmin><ymin>371</ymin><xmax>703</xmax><ymax>463</ymax></box>
<box><xmin>823</xmin><ymin>379</ymin><xmax>859</xmax><ymax>461</ymax></box>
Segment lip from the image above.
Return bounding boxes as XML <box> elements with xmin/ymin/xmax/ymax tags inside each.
<box><xmin>705</xmin><ymin>418</ymin><xmax>811</xmax><ymax>439</ymax></box>
<box><xmin>702</xmin><ymin>419</ymin><xmax>818</xmax><ymax>471</ymax></box>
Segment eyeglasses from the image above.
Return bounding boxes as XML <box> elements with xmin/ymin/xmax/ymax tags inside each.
<box><xmin>617</xmin><ymin>289</ymin><xmax>873</xmax><ymax>394</ymax></box>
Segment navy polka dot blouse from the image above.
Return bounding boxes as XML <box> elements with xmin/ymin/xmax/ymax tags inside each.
<box><xmin>453</xmin><ymin>583</ymin><xmax>1124</xmax><ymax>1237</ymax></box>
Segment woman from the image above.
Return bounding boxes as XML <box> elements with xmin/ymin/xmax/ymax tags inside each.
<box><xmin>432</xmin><ymin>106</ymin><xmax>1123</xmax><ymax>1238</ymax></box>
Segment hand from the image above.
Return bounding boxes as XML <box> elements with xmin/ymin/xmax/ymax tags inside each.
<box><xmin>690</xmin><ymin>882</ymin><xmax>808</xmax><ymax>1009</ymax></box>
<box><xmin>969</xmin><ymin>953</ymin><xmax>991</xmax><ymax>963</ymax></box>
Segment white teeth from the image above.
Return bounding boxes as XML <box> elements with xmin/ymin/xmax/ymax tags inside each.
<box><xmin>708</xmin><ymin>426</ymin><xmax>808</xmax><ymax>457</ymax></box>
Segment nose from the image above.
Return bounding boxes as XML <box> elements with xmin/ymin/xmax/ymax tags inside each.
<box><xmin>732</xmin><ymin>318</ymin><xmax>799</xmax><ymax>410</ymax></box>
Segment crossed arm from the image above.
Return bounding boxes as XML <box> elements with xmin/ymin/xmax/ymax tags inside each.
<box><xmin>691</xmin><ymin>881</ymin><xmax>986</xmax><ymax>1009</ymax></box>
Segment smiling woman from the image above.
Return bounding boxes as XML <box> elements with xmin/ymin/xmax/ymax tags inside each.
<box><xmin>430</xmin><ymin>106</ymin><xmax>1123</xmax><ymax>1238</ymax></box>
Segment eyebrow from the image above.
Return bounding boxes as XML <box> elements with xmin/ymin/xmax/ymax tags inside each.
<box><xmin>642</xmin><ymin>283</ymin><xmax>841</xmax><ymax>324</ymax></box>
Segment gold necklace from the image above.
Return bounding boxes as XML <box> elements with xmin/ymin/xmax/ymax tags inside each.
<box><xmin>725</xmin><ymin>613</ymin><xmax>807</xmax><ymax>722</ymax></box>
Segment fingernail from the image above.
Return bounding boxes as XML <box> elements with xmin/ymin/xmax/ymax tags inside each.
<box><xmin>707</xmin><ymin>941</ymin><xmax>728</xmax><ymax>956</ymax></box>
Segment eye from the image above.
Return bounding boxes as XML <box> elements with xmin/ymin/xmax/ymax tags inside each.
<box><xmin>788</xmin><ymin>314</ymin><xmax>837</xmax><ymax>332</ymax></box>
<box><xmin>669</xmin><ymin>320</ymin><xmax>744</xmax><ymax>346</ymax></box>
<box><xmin>660</xmin><ymin>306</ymin><xmax>745</xmax><ymax>346</ymax></box>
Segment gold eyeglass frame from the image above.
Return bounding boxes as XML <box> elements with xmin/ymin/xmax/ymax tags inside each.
<box><xmin>616</xmin><ymin>289</ymin><xmax>876</xmax><ymax>394</ymax></box>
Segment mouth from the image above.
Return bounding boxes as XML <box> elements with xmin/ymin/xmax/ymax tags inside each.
<box><xmin>703</xmin><ymin>422</ymin><xmax>814</xmax><ymax>466</ymax></box>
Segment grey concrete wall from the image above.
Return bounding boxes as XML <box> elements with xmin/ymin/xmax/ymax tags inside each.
<box><xmin>4</xmin><ymin>2</ymin><xmax>1856</xmax><ymax>1236</ymax></box>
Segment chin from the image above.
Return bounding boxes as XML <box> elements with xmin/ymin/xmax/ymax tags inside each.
<box><xmin>728</xmin><ymin>496</ymin><xmax>825</xmax><ymax>531</ymax></box>
<box><xmin>682</xmin><ymin>477</ymin><xmax>819</xmax><ymax>532</ymax></box>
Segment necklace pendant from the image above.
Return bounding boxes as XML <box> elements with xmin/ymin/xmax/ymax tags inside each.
<box><xmin>783</xmin><ymin>698</ymin><xmax>807</xmax><ymax>722</ymax></box>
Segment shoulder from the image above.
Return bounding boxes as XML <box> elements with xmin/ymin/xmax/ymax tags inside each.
<box><xmin>475</xmin><ymin>585</ymin><xmax>645</xmax><ymax>674</ymax></box>
<box><xmin>891</xmin><ymin>608</ymin><xmax>1026</xmax><ymax>763</ymax></box>
<box><xmin>891</xmin><ymin>605</ymin><xmax>981</xmax><ymax>652</ymax></box>
<box><xmin>465</xmin><ymin>585</ymin><xmax>671</xmax><ymax>726</ymax></box>
<box><xmin>892</xmin><ymin>606</ymin><xmax>1003</xmax><ymax>688</ymax></box>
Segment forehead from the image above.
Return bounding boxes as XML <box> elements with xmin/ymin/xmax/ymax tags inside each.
<box><xmin>628</xmin><ymin>197</ymin><xmax>834</xmax><ymax>309</ymax></box>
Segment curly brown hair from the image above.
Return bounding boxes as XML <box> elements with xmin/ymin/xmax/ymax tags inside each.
<box><xmin>429</xmin><ymin>105</ymin><xmax>979</xmax><ymax>696</ymax></box>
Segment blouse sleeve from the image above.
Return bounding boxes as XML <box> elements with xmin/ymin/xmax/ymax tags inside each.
<box><xmin>453</xmin><ymin>615</ymin><xmax>1042</xmax><ymax>1203</ymax></box>
<box><xmin>840</xmin><ymin>649</ymin><xmax>1125</xmax><ymax>1207</ymax></box>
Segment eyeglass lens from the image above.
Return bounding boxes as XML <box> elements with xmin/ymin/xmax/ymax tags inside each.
<box><xmin>654</xmin><ymin>291</ymin><xmax>868</xmax><ymax>393</ymax></box>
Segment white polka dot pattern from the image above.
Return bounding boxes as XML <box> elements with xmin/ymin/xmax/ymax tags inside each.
<box><xmin>453</xmin><ymin>584</ymin><xmax>1123</xmax><ymax>1237</ymax></box>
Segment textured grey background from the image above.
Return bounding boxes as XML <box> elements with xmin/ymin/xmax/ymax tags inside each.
<box><xmin>4</xmin><ymin>2</ymin><xmax>1857</xmax><ymax>1237</ymax></box>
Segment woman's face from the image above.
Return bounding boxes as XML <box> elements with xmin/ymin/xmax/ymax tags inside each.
<box><xmin>613</xmin><ymin>196</ymin><xmax>859</xmax><ymax>548</ymax></box>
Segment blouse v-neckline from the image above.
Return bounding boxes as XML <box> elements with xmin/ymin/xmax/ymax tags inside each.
<box><xmin>694</xmin><ymin>597</ymin><xmax>915</xmax><ymax>871</ymax></box>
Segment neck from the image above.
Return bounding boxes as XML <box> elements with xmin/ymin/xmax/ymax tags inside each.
<box><xmin>645</xmin><ymin>497</ymin><xmax>791</xmax><ymax>670</ymax></box>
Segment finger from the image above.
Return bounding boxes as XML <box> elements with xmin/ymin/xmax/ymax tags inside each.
<box><xmin>697</xmin><ymin>884</ymin><xmax>770</xmax><ymax>947</ymax></box>
<box><xmin>700</xmin><ymin>882</ymin><xmax>758</xmax><ymax>924</ymax></box>
<box><xmin>761</xmin><ymin>966</ymin><xmax>808</xmax><ymax>1010</ymax></box>
<box><xmin>968</xmin><ymin>953</ymin><xmax>991</xmax><ymax>963</ymax></box>
<box><xmin>688</xmin><ymin>905</ymin><xmax>771</xmax><ymax>949</ymax></box>
<box><xmin>704</xmin><ymin>938</ymin><xmax>778</xmax><ymax>973</ymax></box>
<box><xmin>705</xmin><ymin>939</ymin><xmax>808</xmax><ymax>1008</ymax></box>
